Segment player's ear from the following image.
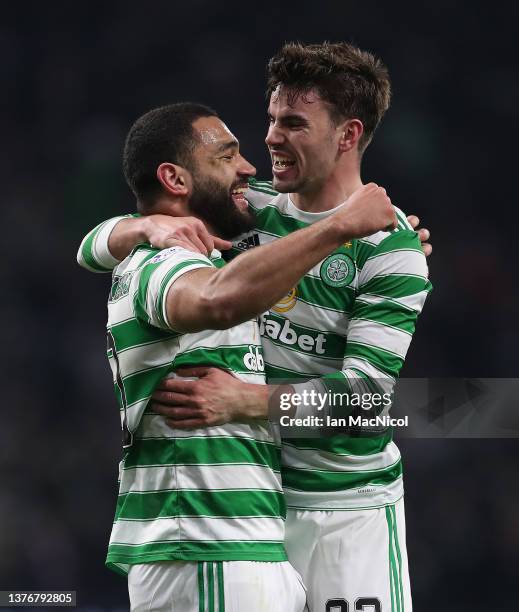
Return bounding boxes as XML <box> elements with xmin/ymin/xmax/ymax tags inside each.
<box><xmin>338</xmin><ymin>119</ymin><xmax>364</xmax><ymax>153</ymax></box>
<box><xmin>156</xmin><ymin>163</ymin><xmax>190</xmax><ymax>196</ymax></box>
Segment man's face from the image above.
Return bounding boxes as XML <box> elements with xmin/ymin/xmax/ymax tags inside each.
<box><xmin>188</xmin><ymin>116</ymin><xmax>256</xmax><ymax>240</ymax></box>
<box><xmin>266</xmin><ymin>85</ymin><xmax>344</xmax><ymax>194</ymax></box>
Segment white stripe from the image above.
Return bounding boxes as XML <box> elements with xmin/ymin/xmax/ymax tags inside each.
<box><xmin>284</xmin><ymin>299</ymin><xmax>350</xmax><ymax>332</ymax></box>
<box><xmin>110</xmin><ymin>515</ymin><xmax>285</xmax><ymax>546</ymax></box>
<box><xmin>284</xmin><ymin>474</ymin><xmax>404</xmax><ymax>510</ymax></box>
<box><xmin>282</xmin><ymin>440</ymin><xmax>401</xmax><ymax>472</ymax></box>
<box><xmin>347</xmin><ymin>319</ymin><xmax>412</xmax><ymax>359</ymax></box>
<box><xmin>341</xmin><ymin>356</ymin><xmax>396</xmax><ymax>383</ymax></box>
<box><xmin>138</xmin><ymin>414</ymin><xmax>279</xmax><ymax>444</ymax></box>
<box><xmin>359</xmin><ymin>249</ymin><xmax>428</xmax><ymax>286</ymax></box>
<box><xmin>144</xmin><ymin>251</ymin><xmax>211</xmax><ymax>329</ymax></box>
<box><xmin>77</xmin><ymin>215</ymin><xmax>127</xmax><ymax>271</ymax></box>
<box><xmin>262</xmin><ymin>337</ymin><xmax>343</xmax><ymax>375</ymax></box>
<box><xmin>119</xmin><ymin>463</ymin><xmax>282</xmax><ymax>494</ymax></box>
<box><xmin>245</xmin><ymin>187</ymin><xmax>278</xmax><ymax>210</ymax></box>
<box><xmin>359</xmin><ymin>290</ymin><xmax>429</xmax><ymax>313</ymax></box>
<box><xmin>93</xmin><ymin>216</ymin><xmax>129</xmax><ymax>269</ymax></box>
<box><xmin>117</xmin><ymin>336</ymin><xmax>179</xmax><ymax>377</ymax></box>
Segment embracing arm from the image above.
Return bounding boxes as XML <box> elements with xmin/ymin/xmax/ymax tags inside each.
<box><xmin>164</xmin><ymin>183</ymin><xmax>396</xmax><ymax>332</ymax></box>
<box><xmin>77</xmin><ymin>214</ymin><xmax>232</xmax><ymax>271</ymax></box>
<box><xmin>77</xmin><ymin>208</ymin><xmax>432</xmax><ymax>274</ymax></box>
<box><xmin>152</xmin><ymin>228</ymin><xmax>432</xmax><ymax>427</ymax></box>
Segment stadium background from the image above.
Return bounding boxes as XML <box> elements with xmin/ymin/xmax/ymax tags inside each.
<box><xmin>2</xmin><ymin>1</ymin><xmax>518</xmax><ymax>610</ymax></box>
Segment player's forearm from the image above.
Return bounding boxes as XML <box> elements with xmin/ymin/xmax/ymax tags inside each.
<box><xmin>230</xmin><ymin>383</ymin><xmax>271</xmax><ymax>420</ymax></box>
<box><xmin>107</xmin><ymin>217</ymin><xmax>147</xmax><ymax>261</ymax></box>
<box><xmin>202</xmin><ymin>216</ymin><xmax>345</xmax><ymax>326</ymax></box>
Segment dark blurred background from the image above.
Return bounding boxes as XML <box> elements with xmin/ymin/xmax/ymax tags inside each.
<box><xmin>1</xmin><ymin>1</ymin><xmax>518</xmax><ymax>610</ymax></box>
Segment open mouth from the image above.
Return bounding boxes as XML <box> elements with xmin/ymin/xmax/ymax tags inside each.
<box><xmin>231</xmin><ymin>184</ymin><xmax>249</xmax><ymax>209</ymax></box>
<box><xmin>271</xmin><ymin>153</ymin><xmax>296</xmax><ymax>174</ymax></box>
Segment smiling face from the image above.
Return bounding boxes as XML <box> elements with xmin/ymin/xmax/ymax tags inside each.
<box><xmin>188</xmin><ymin>116</ymin><xmax>257</xmax><ymax>239</ymax></box>
<box><xmin>266</xmin><ymin>85</ymin><xmax>346</xmax><ymax>195</ymax></box>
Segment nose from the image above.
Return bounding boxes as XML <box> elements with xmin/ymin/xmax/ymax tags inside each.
<box><xmin>265</xmin><ymin>123</ymin><xmax>284</xmax><ymax>147</ymax></box>
<box><xmin>237</xmin><ymin>155</ymin><xmax>256</xmax><ymax>178</ymax></box>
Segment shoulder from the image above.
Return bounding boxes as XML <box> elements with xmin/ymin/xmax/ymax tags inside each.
<box><xmin>246</xmin><ymin>178</ymin><xmax>283</xmax><ymax>211</ymax></box>
<box><xmin>355</xmin><ymin>206</ymin><xmax>429</xmax><ymax>283</ymax></box>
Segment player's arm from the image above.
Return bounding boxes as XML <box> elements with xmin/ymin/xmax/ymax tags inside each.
<box><xmin>152</xmin><ymin>229</ymin><xmax>431</xmax><ymax>427</ymax></box>
<box><xmin>76</xmin><ymin>213</ymin><xmax>232</xmax><ymax>271</ymax></box>
<box><xmin>164</xmin><ymin>183</ymin><xmax>397</xmax><ymax>332</ymax></box>
<box><xmin>77</xmin><ymin>208</ymin><xmax>432</xmax><ymax>273</ymax></box>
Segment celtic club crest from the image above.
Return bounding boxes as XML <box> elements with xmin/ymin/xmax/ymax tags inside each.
<box><xmin>320</xmin><ymin>253</ymin><xmax>355</xmax><ymax>288</ymax></box>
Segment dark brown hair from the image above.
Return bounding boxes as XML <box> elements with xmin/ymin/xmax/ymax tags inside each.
<box><xmin>266</xmin><ymin>41</ymin><xmax>391</xmax><ymax>152</ymax></box>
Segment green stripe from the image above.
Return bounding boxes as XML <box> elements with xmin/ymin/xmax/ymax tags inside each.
<box><xmin>118</xmin><ymin>343</ymin><xmax>264</xmax><ymax>408</ymax></box>
<box><xmin>249</xmin><ymin>178</ymin><xmax>275</xmax><ymax>190</ymax></box>
<box><xmin>172</xmin><ymin>344</ymin><xmax>264</xmax><ymax>375</ymax></box>
<box><xmin>283</xmin><ymin>430</ymin><xmax>392</xmax><ymax>455</ymax></box>
<box><xmin>106</xmin><ymin>540</ymin><xmax>287</xmax><ymax>564</ymax></box>
<box><xmin>294</xmin><ymin>275</ymin><xmax>356</xmax><ymax>314</ymax></box>
<box><xmin>345</xmin><ymin>341</ymin><xmax>403</xmax><ymax>378</ymax></box>
<box><xmin>360</xmin><ymin>274</ymin><xmax>429</xmax><ymax>297</ymax></box>
<box><xmin>124</xmin><ymin>436</ymin><xmax>280</xmax><ymax>470</ymax></box>
<box><xmin>386</xmin><ymin>506</ymin><xmax>397</xmax><ymax>612</ymax></box>
<box><xmin>135</xmin><ymin>255</ymin><xmax>210</xmax><ymax>324</ymax></box>
<box><xmin>110</xmin><ymin>318</ymin><xmax>176</xmax><ymax>353</ymax></box>
<box><xmin>248</xmin><ymin>185</ymin><xmax>278</xmax><ymax>196</ymax></box>
<box><xmin>351</xmin><ymin>303</ymin><xmax>417</xmax><ymax>335</ymax></box>
<box><xmin>81</xmin><ymin>221</ymin><xmax>111</xmax><ymax>271</ymax></box>
<box><xmin>282</xmin><ymin>459</ymin><xmax>402</xmax><ymax>492</ymax></box>
<box><xmin>208</xmin><ymin>562</ymin><xmax>215</xmax><ymax>612</ymax></box>
<box><xmin>198</xmin><ymin>562</ymin><xmax>205</xmax><ymax>612</ymax></box>
<box><xmin>115</xmin><ymin>489</ymin><xmax>285</xmax><ymax>521</ymax></box>
<box><xmin>121</xmin><ymin>363</ymin><xmax>173</xmax><ymax>407</ymax></box>
<box><xmin>265</xmin><ymin>362</ymin><xmax>315</xmax><ymax>380</ymax></box>
<box><xmin>217</xmin><ymin>562</ymin><xmax>225</xmax><ymax>612</ymax></box>
<box><xmin>391</xmin><ymin>505</ymin><xmax>405</xmax><ymax>611</ymax></box>
<box><xmin>255</xmin><ymin>205</ymin><xmax>307</xmax><ymax>234</ymax></box>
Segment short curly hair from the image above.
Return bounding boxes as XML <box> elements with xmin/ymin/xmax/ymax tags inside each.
<box><xmin>266</xmin><ymin>42</ymin><xmax>391</xmax><ymax>152</ymax></box>
<box><xmin>123</xmin><ymin>102</ymin><xmax>218</xmax><ymax>205</ymax></box>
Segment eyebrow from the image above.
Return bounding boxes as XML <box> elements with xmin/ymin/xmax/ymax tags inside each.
<box><xmin>216</xmin><ymin>139</ymin><xmax>239</xmax><ymax>153</ymax></box>
<box><xmin>268</xmin><ymin>112</ymin><xmax>309</xmax><ymax>124</ymax></box>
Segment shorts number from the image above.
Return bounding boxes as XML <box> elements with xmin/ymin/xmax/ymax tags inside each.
<box><xmin>326</xmin><ymin>600</ymin><xmax>348</xmax><ymax>612</ymax></box>
<box><xmin>326</xmin><ymin>599</ymin><xmax>381</xmax><ymax>612</ymax></box>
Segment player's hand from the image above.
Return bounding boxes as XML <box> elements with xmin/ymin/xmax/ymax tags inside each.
<box><xmin>337</xmin><ymin>183</ymin><xmax>397</xmax><ymax>239</ymax></box>
<box><xmin>150</xmin><ymin>367</ymin><xmax>245</xmax><ymax>429</ymax></box>
<box><xmin>142</xmin><ymin>214</ymin><xmax>232</xmax><ymax>256</ymax></box>
<box><xmin>407</xmin><ymin>215</ymin><xmax>432</xmax><ymax>257</ymax></box>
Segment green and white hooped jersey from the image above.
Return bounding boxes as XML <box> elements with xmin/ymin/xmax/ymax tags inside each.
<box><xmin>78</xmin><ymin>179</ymin><xmax>431</xmax><ymax>513</ymax></box>
<box><xmin>232</xmin><ymin>178</ymin><xmax>432</xmax><ymax>511</ymax></box>
<box><xmin>105</xmin><ymin>245</ymin><xmax>286</xmax><ymax>575</ymax></box>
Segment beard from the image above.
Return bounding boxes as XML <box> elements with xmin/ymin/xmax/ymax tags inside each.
<box><xmin>188</xmin><ymin>173</ymin><xmax>256</xmax><ymax>240</ymax></box>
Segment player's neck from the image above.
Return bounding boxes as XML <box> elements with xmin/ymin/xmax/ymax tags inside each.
<box><xmin>291</xmin><ymin>169</ymin><xmax>363</xmax><ymax>213</ymax></box>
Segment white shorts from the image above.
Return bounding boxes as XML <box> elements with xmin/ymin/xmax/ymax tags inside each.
<box><xmin>128</xmin><ymin>560</ymin><xmax>308</xmax><ymax>612</ymax></box>
<box><xmin>285</xmin><ymin>498</ymin><xmax>411</xmax><ymax>612</ymax></box>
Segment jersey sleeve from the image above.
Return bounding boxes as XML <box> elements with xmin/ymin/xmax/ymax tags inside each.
<box><xmin>293</xmin><ymin>230</ymin><xmax>432</xmax><ymax>407</ymax></box>
<box><xmin>132</xmin><ymin>247</ymin><xmax>214</xmax><ymax>331</ymax></box>
<box><xmin>77</xmin><ymin>214</ymin><xmax>136</xmax><ymax>273</ymax></box>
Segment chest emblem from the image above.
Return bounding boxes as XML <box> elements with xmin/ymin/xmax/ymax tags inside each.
<box><xmin>272</xmin><ymin>287</ymin><xmax>297</xmax><ymax>313</ymax></box>
<box><xmin>320</xmin><ymin>253</ymin><xmax>355</xmax><ymax>288</ymax></box>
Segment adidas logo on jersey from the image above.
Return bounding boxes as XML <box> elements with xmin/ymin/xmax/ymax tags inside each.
<box><xmin>235</xmin><ymin>233</ymin><xmax>260</xmax><ymax>251</ymax></box>
<box><xmin>259</xmin><ymin>315</ymin><xmax>327</xmax><ymax>355</ymax></box>
<box><xmin>243</xmin><ymin>345</ymin><xmax>265</xmax><ymax>372</ymax></box>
